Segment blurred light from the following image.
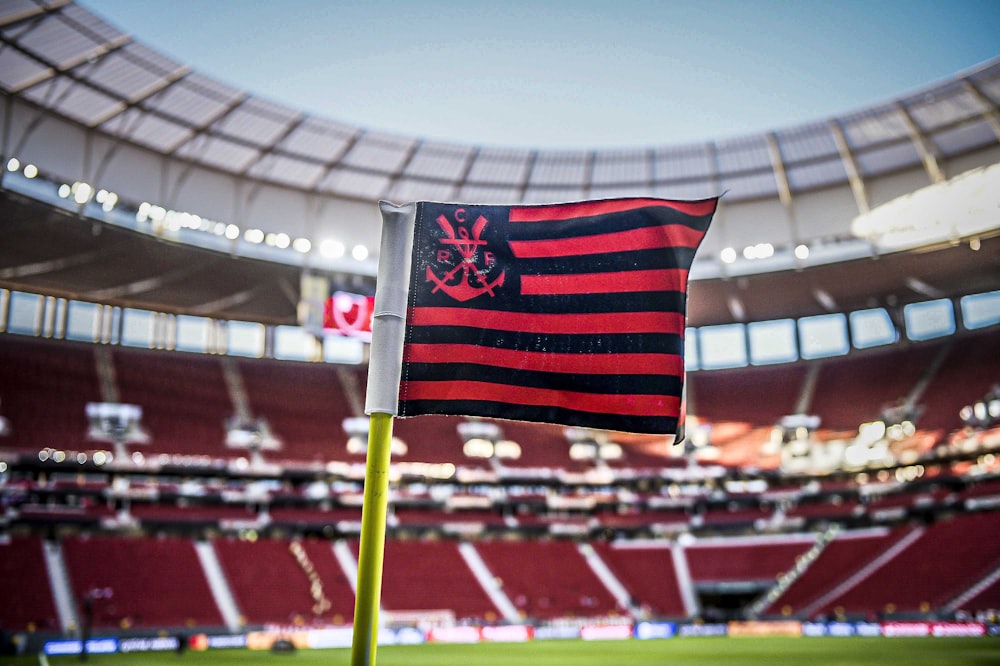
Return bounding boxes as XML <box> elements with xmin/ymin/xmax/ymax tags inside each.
<box><xmin>274</xmin><ymin>233</ymin><xmax>290</xmax><ymax>249</ymax></box>
<box><xmin>245</xmin><ymin>228</ymin><xmax>264</xmax><ymax>244</ymax></box>
<box><xmin>76</xmin><ymin>452</ymin><xmax>88</xmax><ymax>464</ymax></box>
<box><xmin>320</xmin><ymin>239</ymin><xmax>345</xmax><ymax>259</ymax></box>
<box><xmin>264</xmin><ymin>232</ymin><xmax>277</xmax><ymax>246</ymax></box>
<box><xmin>494</xmin><ymin>439</ymin><xmax>522</xmax><ymax>460</ymax></box>
<box><xmin>720</xmin><ymin>247</ymin><xmax>737</xmax><ymax>263</ymax></box>
<box><xmin>224</xmin><ymin>224</ymin><xmax>240</xmax><ymax>240</ymax></box>
<box><xmin>599</xmin><ymin>442</ymin><xmax>623</xmax><ymax>460</ymax></box>
<box><xmin>744</xmin><ymin>242</ymin><xmax>774</xmax><ymax>260</ymax></box>
<box><xmin>52</xmin><ymin>450</ymin><xmax>67</xmax><ymax>463</ymax></box>
<box><xmin>93</xmin><ymin>451</ymin><xmax>108</xmax><ymax>466</ymax></box>
<box><xmin>292</xmin><ymin>237</ymin><xmax>312</xmax><ymax>253</ymax></box>
<box><xmin>794</xmin><ymin>244</ymin><xmax>810</xmax><ymax>260</ymax></box>
<box><xmin>6</xmin><ymin>157</ymin><xmax>19</xmax><ymax>171</ymax></box>
<box><xmin>463</xmin><ymin>438</ymin><xmax>494</xmax><ymax>458</ymax></box>
<box><xmin>72</xmin><ymin>181</ymin><xmax>93</xmax><ymax>204</ymax></box>
<box><xmin>0</xmin><ymin>461</ymin><xmax>6</xmax><ymax>473</ymax></box>
<box><xmin>58</xmin><ymin>184</ymin><xmax>72</xmax><ymax>199</ymax></box>
<box><xmin>23</xmin><ymin>163</ymin><xmax>38</xmax><ymax>178</ymax></box>
<box><xmin>352</xmin><ymin>245</ymin><xmax>369</xmax><ymax>261</ymax></box>
<box><xmin>38</xmin><ymin>450</ymin><xmax>50</xmax><ymax>462</ymax></box>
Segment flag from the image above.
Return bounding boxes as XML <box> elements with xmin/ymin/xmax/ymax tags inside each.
<box><xmin>384</xmin><ymin>197</ymin><xmax>717</xmax><ymax>436</ymax></box>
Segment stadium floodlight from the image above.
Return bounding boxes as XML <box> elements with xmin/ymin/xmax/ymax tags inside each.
<box><xmin>457</xmin><ymin>420</ymin><xmax>520</xmax><ymax>464</ymax></box>
<box><xmin>85</xmin><ymin>402</ymin><xmax>149</xmax><ymax>460</ymax></box>
<box><xmin>563</xmin><ymin>427</ymin><xmax>622</xmax><ymax>464</ymax></box>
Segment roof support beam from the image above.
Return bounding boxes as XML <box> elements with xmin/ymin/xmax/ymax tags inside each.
<box><xmin>897</xmin><ymin>101</ymin><xmax>945</xmax><ymax>184</ymax></box>
<box><xmin>829</xmin><ymin>119</ymin><xmax>870</xmax><ymax>216</ymax></box>
<box><xmin>961</xmin><ymin>79</ymin><xmax>1000</xmax><ymax>142</ymax></box>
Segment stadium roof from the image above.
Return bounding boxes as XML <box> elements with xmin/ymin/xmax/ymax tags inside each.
<box><xmin>0</xmin><ymin>1</ymin><xmax>998</xmax><ymax>329</ymax></box>
<box><xmin>2</xmin><ymin>1</ymin><xmax>999</xmax><ymax>205</ymax></box>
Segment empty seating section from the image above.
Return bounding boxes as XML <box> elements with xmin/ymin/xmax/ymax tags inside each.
<box><xmin>958</xmin><ymin>570</ymin><xmax>1000</xmax><ymax>614</ymax></box>
<box><xmin>815</xmin><ymin>511</ymin><xmax>1000</xmax><ymax>615</ymax></box>
<box><xmin>392</xmin><ymin>414</ymin><xmax>478</xmax><ymax>466</ymax></box>
<box><xmin>394</xmin><ymin>508</ymin><xmax>507</xmax><ymax>527</ymax></box>
<box><xmin>592</xmin><ymin>542</ymin><xmax>686</xmax><ymax>617</ymax></box>
<box><xmin>917</xmin><ymin>331</ymin><xmax>1000</xmax><ymax>433</ymax></box>
<box><xmin>689</xmin><ymin>364</ymin><xmax>807</xmax><ymax>426</ymax></box>
<box><xmin>268</xmin><ymin>506</ymin><xmax>363</xmax><ymax>529</ymax></box>
<box><xmin>701</xmin><ymin>504</ymin><xmax>773</xmax><ymax>526</ymax></box>
<box><xmin>61</xmin><ymin>535</ymin><xmax>223</xmax><ymax>630</ymax></box>
<box><xmin>809</xmin><ymin>344</ymin><xmax>943</xmax><ymax>430</ymax></box>
<box><xmin>112</xmin><ymin>348</ymin><xmax>231</xmax><ymax>457</ymax></box>
<box><xmin>685</xmin><ymin>538</ymin><xmax>812</xmax><ymax>583</ymax></box>
<box><xmin>474</xmin><ymin>539</ymin><xmax>619</xmax><ymax>619</ymax></box>
<box><xmin>765</xmin><ymin>528</ymin><xmax>903</xmax><ymax>615</ymax></box>
<box><xmin>355</xmin><ymin>539</ymin><xmax>500</xmax><ymax>621</ymax></box>
<box><xmin>0</xmin><ymin>336</ymin><xmax>100</xmax><ymax>452</ymax></box>
<box><xmin>492</xmin><ymin>421</ymin><xmax>576</xmax><ymax>469</ymax></box>
<box><xmin>299</xmin><ymin>539</ymin><xmax>357</xmax><ymax>623</ymax></box>
<box><xmin>238</xmin><ymin>358</ymin><xmax>354</xmax><ymax>463</ymax></box>
<box><xmin>0</xmin><ymin>536</ymin><xmax>58</xmax><ymax>631</ymax></box>
<box><xmin>130</xmin><ymin>502</ymin><xmax>258</xmax><ymax>524</ymax></box>
<box><xmin>213</xmin><ymin>536</ymin><xmax>353</xmax><ymax>626</ymax></box>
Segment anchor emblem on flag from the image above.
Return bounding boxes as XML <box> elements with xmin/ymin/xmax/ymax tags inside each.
<box><xmin>426</xmin><ymin>208</ymin><xmax>506</xmax><ymax>302</ymax></box>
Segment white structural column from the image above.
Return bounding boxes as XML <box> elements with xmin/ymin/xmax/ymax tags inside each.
<box><xmin>672</xmin><ymin>541</ymin><xmax>701</xmax><ymax>618</ymax></box>
<box><xmin>194</xmin><ymin>540</ymin><xmax>242</xmax><ymax>632</ymax></box>
<box><xmin>42</xmin><ymin>540</ymin><xmax>79</xmax><ymax>633</ymax></box>
<box><xmin>333</xmin><ymin>539</ymin><xmax>361</xmax><ymax>595</ymax></box>
<box><xmin>577</xmin><ymin>542</ymin><xmax>640</xmax><ymax>619</ymax></box>
<box><xmin>458</xmin><ymin>542</ymin><xmax>521</xmax><ymax>623</ymax></box>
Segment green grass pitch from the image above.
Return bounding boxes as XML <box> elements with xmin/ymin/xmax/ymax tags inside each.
<box><xmin>14</xmin><ymin>636</ymin><xmax>1000</xmax><ymax>665</ymax></box>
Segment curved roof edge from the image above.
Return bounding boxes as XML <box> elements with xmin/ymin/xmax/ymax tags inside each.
<box><xmin>0</xmin><ymin>2</ymin><xmax>998</xmax><ymax>205</ymax></box>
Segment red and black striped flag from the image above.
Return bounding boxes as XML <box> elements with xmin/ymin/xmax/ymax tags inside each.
<box><xmin>381</xmin><ymin>197</ymin><xmax>716</xmax><ymax>436</ymax></box>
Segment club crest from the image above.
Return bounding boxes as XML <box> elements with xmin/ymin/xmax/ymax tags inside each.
<box><xmin>425</xmin><ymin>208</ymin><xmax>505</xmax><ymax>302</ymax></box>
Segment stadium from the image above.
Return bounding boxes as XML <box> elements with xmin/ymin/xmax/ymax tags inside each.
<box><xmin>1</xmin><ymin>1</ymin><xmax>999</xmax><ymax>663</ymax></box>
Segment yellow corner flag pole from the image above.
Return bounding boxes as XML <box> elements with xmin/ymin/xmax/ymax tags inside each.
<box><xmin>350</xmin><ymin>201</ymin><xmax>416</xmax><ymax>666</ymax></box>
<box><xmin>350</xmin><ymin>411</ymin><xmax>394</xmax><ymax>666</ymax></box>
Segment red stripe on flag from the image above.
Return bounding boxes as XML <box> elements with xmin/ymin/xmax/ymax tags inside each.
<box><xmin>404</xmin><ymin>343</ymin><xmax>684</xmax><ymax>376</ymax></box>
<box><xmin>409</xmin><ymin>307</ymin><xmax>686</xmax><ymax>335</ymax></box>
<box><xmin>509</xmin><ymin>224</ymin><xmax>704</xmax><ymax>258</ymax></box>
<box><xmin>401</xmin><ymin>380</ymin><xmax>681</xmax><ymax>417</ymax></box>
<box><xmin>509</xmin><ymin>198</ymin><xmax>717</xmax><ymax>222</ymax></box>
<box><xmin>521</xmin><ymin>268</ymin><xmax>688</xmax><ymax>296</ymax></box>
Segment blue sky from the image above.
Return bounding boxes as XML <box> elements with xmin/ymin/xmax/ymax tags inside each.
<box><xmin>85</xmin><ymin>0</ymin><xmax>999</xmax><ymax>149</ymax></box>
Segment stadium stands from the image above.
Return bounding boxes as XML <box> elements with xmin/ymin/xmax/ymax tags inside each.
<box><xmin>0</xmin><ymin>3</ymin><xmax>998</xmax><ymax>645</ymax></box>
<box><xmin>61</xmin><ymin>535</ymin><xmax>224</xmax><ymax>630</ymax></box>
<box><xmin>112</xmin><ymin>347</ymin><xmax>232</xmax><ymax>458</ymax></box>
<box><xmin>591</xmin><ymin>541</ymin><xmax>687</xmax><ymax>617</ymax></box>
<box><xmin>811</xmin><ymin>511</ymin><xmax>1000</xmax><ymax>617</ymax></box>
<box><xmin>473</xmin><ymin>539</ymin><xmax>621</xmax><ymax>620</ymax></box>
<box><xmin>0</xmin><ymin>535</ymin><xmax>59</xmax><ymax>632</ymax></box>
<box><xmin>212</xmin><ymin>536</ymin><xmax>354</xmax><ymax>626</ymax></box>
<box><xmin>0</xmin><ymin>336</ymin><xmax>100</xmax><ymax>453</ymax></box>
<box><xmin>238</xmin><ymin>357</ymin><xmax>355</xmax><ymax>464</ymax></box>
<box><xmin>358</xmin><ymin>539</ymin><xmax>501</xmax><ymax>621</ymax></box>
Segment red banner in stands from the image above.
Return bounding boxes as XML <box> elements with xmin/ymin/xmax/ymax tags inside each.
<box><xmin>323</xmin><ymin>292</ymin><xmax>374</xmax><ymax>340</ymax></box>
